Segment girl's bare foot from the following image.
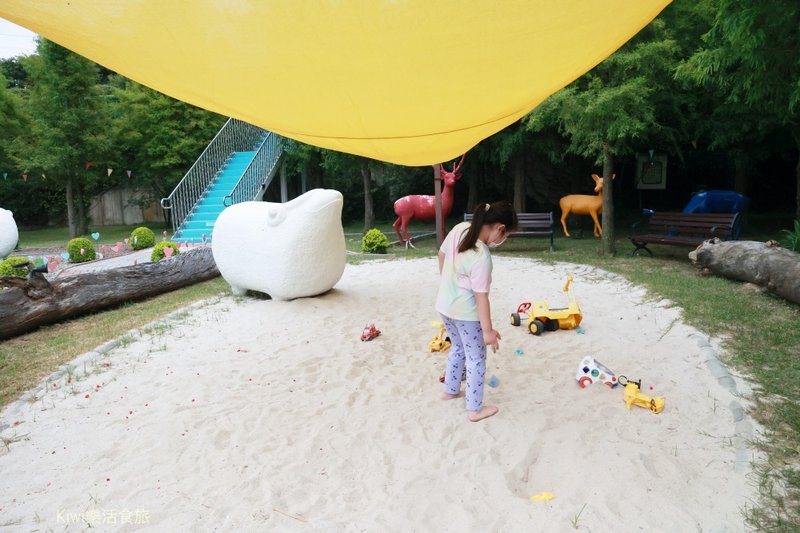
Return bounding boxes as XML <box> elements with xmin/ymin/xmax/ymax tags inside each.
<box><xmin>441</xmin><ymin>391</ymin><xmax>465</xmax><ymax>400</ymax></box>
<box><xmin>468</xmin><ymin>405</ymin><xmax>498</xmax><ymax>422</ymax></box>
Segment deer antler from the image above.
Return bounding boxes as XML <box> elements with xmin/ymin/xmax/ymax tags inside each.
<box><xmin>451</xmin><ymin>153</ymin><xmax>466</xmax><ymax>175</ymax></box>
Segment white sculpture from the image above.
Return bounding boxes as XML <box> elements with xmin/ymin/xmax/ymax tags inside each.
<box><xmin>0</xmin><ymin>208</ymin><xmax>19</xmax><ymax>259</ymax></box>
<box><xmin>211</xmin><ymin>189</ymin><xmax>346</xmax><ymax>300</ymax></box>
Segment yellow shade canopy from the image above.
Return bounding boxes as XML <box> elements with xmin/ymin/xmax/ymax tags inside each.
<box><xmin>1</xmin><ymin>1</ymin><xmax>669</xmax><ymax>166</ymax></box>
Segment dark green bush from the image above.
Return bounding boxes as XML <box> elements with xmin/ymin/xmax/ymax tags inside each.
<box><xmin>361</xmin><ymin>229</ymin><xmax>390</xmax><ymax>254</ymax></box>
<box><xmin>66</xmin><ymin>237</ymin><xmax>96</xmax><ymax>263</ymax></box>
<box><xmin>151</xmin><ymin>241</ymin><xmax>181</xmax><ymax>262</ymax></box>
<box><xmin>130</xmin><ymin>227</ymin><xmax>155</xmax><ymax>250</ymax></box>
<box><xmin>0</xmin><ymin>256</ymin><xmax>31</xmax><ymax>277</ymax></box>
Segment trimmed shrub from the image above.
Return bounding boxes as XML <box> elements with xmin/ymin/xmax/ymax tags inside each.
<box><xmin>361</xmin><ymin>229</ymin><xmax>390</xmax><ymax>254</ymax></box>
<box><xmin>67</xmin><ymin>237</ymin><xmax>96</xmax><ymax>263</ymax></box>
<box><xmin>151</xmin><ymin>241</ymin><xmax>181</xmax><ymax>262</ymax></box>
<box><xmin>0</xmin><ymin>256</ymin><xmax>31</xmax><ymax>277</ymax></box>
<box><xmin>130</xmin><ymin>227</ymin><xmax>155</xmax><ymax>250</ymax></box>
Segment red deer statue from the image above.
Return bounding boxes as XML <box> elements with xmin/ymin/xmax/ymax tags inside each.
<box><xmin>392</xmin><ymin>154</ymin><xmax>465</xmax><ymax>248</ymax></box>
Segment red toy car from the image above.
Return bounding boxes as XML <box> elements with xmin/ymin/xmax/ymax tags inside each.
<box><xmin>360</xmin><ymin>323</ymin><xmax>381</xmax><ymax>341</ymax></box>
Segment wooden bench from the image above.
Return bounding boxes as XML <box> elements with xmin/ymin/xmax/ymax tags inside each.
<box><xmin>464</xmin><ymin>212</ymin><xmax>554</xmax><ymax>252</ymax></box>
<box><xmin>629</xmin><ymin>212</ymin><xmax>740</xmax><ymax>256</ymax></box>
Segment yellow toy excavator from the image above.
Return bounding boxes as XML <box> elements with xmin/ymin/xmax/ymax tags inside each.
<box><xmin>510</xmin><ymin>276</ymin><xmax>583</xmax><ymax>335</ymax></box>
<box><xmin>620</xmin><ymin>376</ymin><xmax>665</xmax><ymax>414</ymax></box>
<box><xmin>428</xmin><ymin>322</ymin><xmax>451</xmax><ymax>352</ymax></box>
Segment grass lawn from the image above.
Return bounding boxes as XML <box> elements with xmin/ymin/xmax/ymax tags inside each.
<box><xmin>2</xmin><ymin>215</ymin><xmax>799</xmax><ymax>529</ymax></box>
<box><xmin>15</xmin><ymin>222</ymin><xmax>171</xmax><ymax>249</ymax></box>
<box><xmin>0</xmin><ymin>277</ymin><xmax>228</xmax><ymax>408</ymax></box>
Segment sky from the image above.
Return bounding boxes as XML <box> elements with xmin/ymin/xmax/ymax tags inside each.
<box><xmin>0</xmin><ymin>18</ymin><xmax>38</xmax><ymax>59</ymax></box>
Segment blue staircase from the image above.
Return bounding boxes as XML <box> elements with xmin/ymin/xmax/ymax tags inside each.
<box><xmin>172</xmin><ymin>151</ymin><xmax>256</xmax><ymax>243</ymax></box>
<box><xmin>161</xmin><ymin>118</ymin><xmax>287</xmax><ymax>244</ymax></box>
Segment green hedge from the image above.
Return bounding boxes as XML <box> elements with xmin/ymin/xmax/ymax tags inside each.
<box><xmin>130</xmin><ymin>227</ymin><xmax>155</xmax><ymax>250</ymax></box>
<box><xmin>67</xmin><ymin>237</ymin><xmax>96</xmax><ymax>263</ymax></box>
<box><xmin>0</xmin><ymin>256</ymin><xmax>31</xmax><ymax>277</ymax></box>
<box><xmin>361</xmin><ymin>229</ymin><xmax>390</xmax><ymax>254</ymax></box>
<box><xmin>151</xmin><ymin>241</ymin><xmax>181</xmax><ymax>262</ymax></box>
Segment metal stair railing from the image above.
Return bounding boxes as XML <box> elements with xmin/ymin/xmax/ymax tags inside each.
<box><xmin>223</xmin><ymin>132</ymin><xmax>286</xmax><ymax>207</ymax></box>
<box><xmin>161</xmin><ymin>118</ymin><xmax>267</xmax><ymax>234</ymax></box>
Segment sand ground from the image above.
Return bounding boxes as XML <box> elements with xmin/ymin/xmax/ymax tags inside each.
<box><xmin>0</xmin><ymin>257</ymin><xmax>759</xmax><ymax>532</ymax></box>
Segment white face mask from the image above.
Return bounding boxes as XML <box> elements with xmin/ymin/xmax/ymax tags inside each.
<box><xmin>488</xmin><ymin>235</ymin><xmax>507</xmax><ymax>248</ymax></box>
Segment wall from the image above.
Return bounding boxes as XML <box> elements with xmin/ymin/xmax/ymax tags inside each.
<box><xmin>89</xmin><ymin>189</ymin><xmax>165</xmax><ymax>226</ymax></box>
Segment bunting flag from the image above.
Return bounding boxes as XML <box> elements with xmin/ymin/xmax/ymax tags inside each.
<box><xmin>107</xmin><ymin>168</ymin><xmax>113</xmax><ymax>176</ymax></box>
<box><xmin>2</xmin><ymin>172</ymin><xmax>7</xmax><ymax>180</ymax></box>
<box><xmin>126</xmin><ymin>170</ymin><xmax>132</xmax><ymax>177</ymax></box>
<box><xmin>22</xmin><ymin>174</ymin><xmax>28</xmax><ymax>182</ymax></box>
<box><xmin>85</xmin><ymin>161</ymin><xmax>92</xmax><ymax>170</ymax></box>
<box><xmin>0</xmin><ymin>0</ymin><xmax>670</xmax><ymax>166</ymax></box>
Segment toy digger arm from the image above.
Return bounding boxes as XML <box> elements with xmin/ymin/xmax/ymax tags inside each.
<box><xmin>562</xmin><ymin>275</ymin><xmax>573</xmax><ymax>293</ymax></box>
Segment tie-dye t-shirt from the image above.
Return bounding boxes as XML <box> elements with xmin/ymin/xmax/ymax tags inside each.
<box><xmin>435</xmin><ymin>221</ymin><xmax>493</xmax><ymax>321</ymax></box>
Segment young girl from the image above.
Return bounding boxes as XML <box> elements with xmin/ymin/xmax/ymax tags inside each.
<box><xmin>436</xmin><ymin>201</ymin><xmax>517</xmax><ymax>422</ymax></box>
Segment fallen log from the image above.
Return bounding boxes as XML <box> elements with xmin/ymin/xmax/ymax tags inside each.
<box><xmin>0</xmin><ymin>248</ymin><xmax>220</xmax><ymax>340</ymax></box>
<box><xmin>689</xmin><ymin>240</ymin><xmax>800</xmax><ymax>305</ymax></box>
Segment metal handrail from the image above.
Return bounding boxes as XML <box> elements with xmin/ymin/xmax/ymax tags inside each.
<box><xmin>160</xmin><ymin>118</ymin><xmax>267</xmax><ymax>233</ymax></box>
<box><xmin>223</xmin><ymin>132</ymin><xmax>285</xmax><ymax>207</ymax></box>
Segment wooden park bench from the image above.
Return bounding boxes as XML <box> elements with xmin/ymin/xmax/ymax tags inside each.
<box><xmin>629</xmin><ymin>212</ymin><xmax>740</xmax><ymax>256</ymax></box>
<box><xmin>465</xmin><ymin>212</ymin><xmax>555</xmax><ymax>252</ymax></box>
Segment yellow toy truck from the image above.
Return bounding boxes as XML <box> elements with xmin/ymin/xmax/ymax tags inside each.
<box><xmin>510</xmin><ymin>275</ymin><xmax>583</xmax><ymax>335</ymax></box>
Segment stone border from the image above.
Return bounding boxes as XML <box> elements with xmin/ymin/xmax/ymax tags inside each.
<box><xmin>691</xmin><ymin>333</ymin><xmax>754</xmax><ymax>473</ymax></box>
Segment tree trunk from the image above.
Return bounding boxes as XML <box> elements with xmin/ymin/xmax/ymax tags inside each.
<box><xmin>466</xmin><ymin>162</ymin><xmax>479</xmax><ymax>213</ymax></box>
<box><xmin>76</xmin><ymin>181</ymin><xmax>88</xmax><ymax>236</ymax></box>
<box><xmin>309</xmin><ymin>150</ymin><xmax>323</xmax><ymax>189</ymax></box>
<box><xmin>361</xmin><ymin>160</ymin><xmax>374</xmax><ymax>233</ymax></box>
<box><xmin>600</xmin><ymin>143</ymin><xmax>615</xmax><ymax>256</ymax></box>
<box><xmin>689</xmin><ymin>240</ymin><xmax>800</xmax><ymax>305</ymax></box>
<box><xmin>66</xmin><ymin>176</ymin><xmax>77</xmax><ymax>238</ymax></box>
<box><xmin>119</xmin><ymin>186</ymin><xmax>127</xmax><ymax>226</ymax></box>
<box><xmin>733</xmin><ymin>151</ymin><xmax>749</xmax><ymax>196</ymax></box>
<box><xmin>797</xmin><ymin>153</ymin><xmax>800</xmax><ymax>221</ymax></box>
<box><xmin>795</xmin><ymin>139</ymin><xmax>800</xmax><ymax>221</ymax></box>
<box><xmin>0</xmin><ymin>248</ymin><xmax>219</xmax><ymax>340</ymax></box>
<box><xmin>791</xmin><ymin>126</ymin><xmax>800</xmax><ymax>221</ymax></box>
<box><xmin>512</xmin><ymin>151</ymin><xmax>526</xmax><ymax>213</ymax></box>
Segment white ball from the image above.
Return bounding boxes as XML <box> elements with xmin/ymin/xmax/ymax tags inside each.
<box><xmin>0</xmin><ymin>208</ymin><xmax>19</xmax><ymax>259</ymax></box>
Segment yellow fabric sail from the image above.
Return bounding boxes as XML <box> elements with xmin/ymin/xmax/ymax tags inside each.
<box><xmin>1</xmin><ymin>1</ymin><xmax>670</xmax><ymax>166</ymax></box>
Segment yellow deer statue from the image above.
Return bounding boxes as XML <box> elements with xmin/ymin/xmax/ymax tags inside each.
<box><xmin>559</xmin><ymin>174</ymin><xmax>615</xmax><ymax>238</ymax></box>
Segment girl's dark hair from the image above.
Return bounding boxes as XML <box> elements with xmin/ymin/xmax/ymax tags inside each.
<box><xmin>458</xmin><ymin>200</ymin><xmax>518</xmax><ymax>253</ymax></box>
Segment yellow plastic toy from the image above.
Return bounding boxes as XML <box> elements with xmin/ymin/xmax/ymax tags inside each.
<box><xmin>621</xmin><ymin>378</ymin><xmax>665</xmax><ymax>414</ymax></box>
<box><xmin>428</xmin><ymin>322</ymin><xmax>451</xmax><ymax>352</ymax></box>
<box><xmin>510</xmin><ymin>276</ymin><xmax>583</xmax><ymax>335</ymax></box>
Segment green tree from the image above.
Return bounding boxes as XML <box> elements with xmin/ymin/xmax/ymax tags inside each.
<box><xmin>678</xmin><ymin>0</ymin><xmax>800</xmax><ymax>219</ymax></box>
<box><xmin>16</xmin><ymin>40</ymin><xmax>110</xmax><ymax>237</ymax></box>
<box><xmin>109</xmin><ymin>77</ymin><xmax>225</xmax><ymax>221</ymax></box>
<box><xmin>0</xmin><ymin>57</ymin><xmax>30</xmax><ymax>90</ymax></box>
<box><xmin>525</xmin><ymin>17</ymin><xmax>687</xmax><ymax>255</ymax></box>
<box><xmin>479</xmin><ymin>122</ymin><xmax>533</xmax><ymax>213</ymax></box>
<box><xmin>525</xmin><ymin>73</ymin><xmax>656</xmax><ymax>255</ymax></box>
<box><xmin>318</xmin><ymin>151</ymin><xmax>381</xmax><ymax>233</ymax></box>
<box><xmin>0</xmin><ymin>71</ymin><xmax>26</xmax><ymax>167</ymax></box>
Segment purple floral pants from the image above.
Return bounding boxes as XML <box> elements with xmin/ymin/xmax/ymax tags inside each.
<box><xmin>440</xmin><ymin>315</ymin><xmax>486</xmax><ymax>411</ymax></box>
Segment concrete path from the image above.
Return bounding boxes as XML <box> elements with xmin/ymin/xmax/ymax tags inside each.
<box><xmin>54</xmin><ymin>244</ymin><xmax>209</xmax><ymax>277</ymax></box>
